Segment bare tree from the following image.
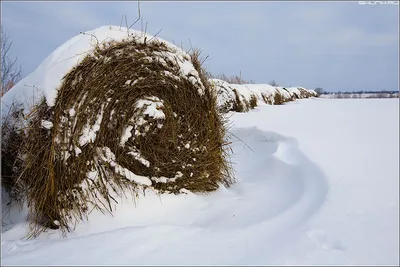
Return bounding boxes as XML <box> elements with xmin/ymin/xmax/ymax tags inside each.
<box><xmin>315</xmin><ymin>87</ymin><xmax>324</xmax><ymax>96</ymax></box>
<box><xmin>268</xmin><ymin>80</ymin><xmax>278</xmax><ymax>87</ymax></box>
<box><xmin>1</xmin><ymin>26</ymin><xmax>22</xmax><ymax>96</ymax></box>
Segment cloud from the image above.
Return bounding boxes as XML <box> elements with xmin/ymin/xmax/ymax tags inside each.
<box><xmin>1</xmin><ymin>1</ymin><xmax>398</xmax><ymax>92</ymax></box>
<box><xmin>3</xmin><ymin>2</ymin><xmax>103</xmax><ymax>32</ymax></box>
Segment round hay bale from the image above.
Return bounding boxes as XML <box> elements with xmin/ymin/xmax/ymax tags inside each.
<box><xmin>2</xmin><ymin>27</ymin><xmax>234</xmax><ymax>236</ymax></box>
<box><xmin>298</xmin><ymin>87</ymin><xmax>316</xmax><ymax>98</ymax></box>
<box><xmin>210</xmin><ymin>79</ymin><xmax>237</xmax><ymax>113</ymax></box>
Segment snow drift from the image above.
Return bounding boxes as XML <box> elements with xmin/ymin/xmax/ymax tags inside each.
<box><xmin>1</xmin><ymin>26</ymin><xmax>233</xmax><ymax>236</ymax></box>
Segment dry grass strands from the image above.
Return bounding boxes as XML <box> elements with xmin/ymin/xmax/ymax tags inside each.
<box><xmin>232</xmin><ymin>89</ymin><xmax>248</xmax><ymax>112</ymax></box>
<box><xmin>10</xmin><ymin>37</ymin><xmax>234</xmax><ymax>237</ymax></box>
<box><xmin>298</xmin><ymin>88</ymin><xmax>315</xmax><ymax>98</ymax></box>
<box><xmin>249</xmin><ymin>94</ymin><xmax>258</xmax><ymax>109</ymax></box>
<box><xmin>273</xmin><ymin>91</ymin><xmax>284</xmax><ymax>105</ymax></box>
<box><xmin>1</xmin><ymin>104</ymin><xmax>26</xmax><ymax>204</ymax></box>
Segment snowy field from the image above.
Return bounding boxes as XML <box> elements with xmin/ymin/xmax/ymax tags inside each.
<box><xmin>1</xmin><ymin>98</ymin><xmax>399</xmax><ymax>265</ymax></box>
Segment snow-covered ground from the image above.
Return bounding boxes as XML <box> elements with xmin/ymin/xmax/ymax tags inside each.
<box><xmin>2</xmin><ymin>98</ymin><xmax>398</xmax><ymax>265</ymax></box>
<box><xmin>321</xmin><ymin>93</ymin><xmax>399</xmax><ymax>99</ymax></box>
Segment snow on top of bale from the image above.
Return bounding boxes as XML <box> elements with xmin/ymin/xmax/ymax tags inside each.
<box><xmin>275</xmin><ymin>87</ymin><xmax>292</xmax><ymax>100</ymax></box>
<box><xmin>285</xmin><ymin>87</ymin><xmax>302</xmax><ymax>98</ymax></box>
<box><xmin>210</xmin><ymin>79</ymin><xmax>237</xmax><ymax>113</ymax></box>
<box><xmin>245</xmin><ymin>83</ymin><xmax>277</xmax><ymax>98</ymax></box>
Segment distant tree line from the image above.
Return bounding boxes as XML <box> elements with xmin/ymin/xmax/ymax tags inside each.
<box><xmin>324</xmin><ymin>90</ymin><xmax>399</xmax><ymax>95</ymax></box>
<box><xmin>319</xmin><ymin>90</ymin><xmax>399</xmax><ymax>99</ymax></box>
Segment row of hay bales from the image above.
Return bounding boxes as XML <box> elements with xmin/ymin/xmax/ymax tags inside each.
<box><xmin>211</xmin><ymin>78</ymin><xmax>318</xmax><ymax>113</ymax></box>
<box><xmin>1</xmin><ymin>25</ymin><xmax>316</xmax><ymax>238</ymax></box>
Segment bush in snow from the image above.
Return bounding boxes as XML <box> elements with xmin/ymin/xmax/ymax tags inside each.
<box><xmin>1</xmin><ymin>27</ymin><xmax>234</xmax><ymax>237</ymax></box>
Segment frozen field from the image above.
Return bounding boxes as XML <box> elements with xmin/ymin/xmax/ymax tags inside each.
<box><xmin>2</xmin><ymin>98</ymin><xmax>399</xmax><ymax>265</ymax></box>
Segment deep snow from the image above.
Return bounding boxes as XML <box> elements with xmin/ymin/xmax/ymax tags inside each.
<box><xmin>2</xmin><ymin>98</ymin><xmax>398</xmax><ymax>265</ymax></box>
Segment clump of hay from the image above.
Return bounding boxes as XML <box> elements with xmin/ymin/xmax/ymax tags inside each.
<box><xmin>249</xmin><ymin>94</ymin><xmax>258</xmax><ymax>109</ymax></box>
<box><xmin>283</xmin><ymin>88</ymin><xmax>299</xmax><ymax>99</ymax></box>
<box><xmin>210</xmin><ymin>79</ymin><xmax>254</xmax><ymax>113</ymax></box>
<box><xmin>261</xmin><ymin>93</ymin><xmax>274</xmax><ymax>105</ymax></box>
<box><xmin>1</xmin><ymin>104</ymin><xmax>26</xmax><ymax>203</ymax></box>
<box><xmin>275</xmin><ymin>88</ymin><xmax>292</xmax><ymax>104</ymax></box>
<box><xmin>210</xmin><ymin>79</ymin><xmax>236</xmax><ymax>113</ymax></box>
<box><xmin>298</xmin><ymin>87</ymin><xmax>315</xmax><ymax>98</ymax></box>
<box><xmin>232</xmin><ymin>89</ymin><xmax>248</xmax><ymax>112</ymax></box>
<box><xmin>273</xmin><ymin>90</ymin><xmax>284</xmax><ymax>105</ymax></box>
<box><xmin>5</xmin><ymin>36</ymin><xmax>234</xmax><ymax>237</ymax></box>
<box><xmin>282</xmin><ymin>88</ymin><xmax>296</xmax><ymax>101</ymax></box>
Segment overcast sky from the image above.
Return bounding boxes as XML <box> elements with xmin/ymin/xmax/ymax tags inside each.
<box><xmin>1</xmin><ymin>1</ymin><xmax>399</xmax><ymax>92</ymax></box>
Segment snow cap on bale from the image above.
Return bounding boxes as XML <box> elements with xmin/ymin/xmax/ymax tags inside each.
<box><xmin>1</xmin><ymin>26</ymin><xmax>233</xmax><ymax>237</ymax></box>
<box><xmin>210</xmin><ymin>79</ymin><xmax>238</xmax><ymax>112</ymax></box>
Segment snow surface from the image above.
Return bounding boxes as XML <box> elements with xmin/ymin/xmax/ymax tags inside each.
<box><xmin>2</xmin><ymin>98</ymin><xmax>398</xmax><ymax>265</ymax></box>
<box><xmin>321</xmin><ymin>93</ymin><xmax>399</xmax><ymax>99</ymax></box>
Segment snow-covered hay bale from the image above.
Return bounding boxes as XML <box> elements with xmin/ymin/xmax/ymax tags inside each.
<box><xmin>210</xmin><ymin>80</ymin><xmax>254</xmax><ymax>113</ymax></box>
<box><xmin>272</xmin><ymin>87</ymin><xmax>290</xmax><ymax>105</ymax></box>
<box><xmin>210</xmin><ymin>79</ymin><xmax>237</xmax><ymax>112</ymax></box>
<box><xmin>298</xmin><ymin>87</ymin><xmax>316</xmax><ymax>98</ymax></box>
<box><xmin>283</xmin><ymin>87</ymin><xmax>301</xmax><ymax>99</ymax></box>
<box><xmin>1</xmin><ymin>26</ymin><xmax>233</xmax><ymax>236</ymax></box>
<box><xmin>244</xmin><ymin>84</ymin><xmax>276</xmax><ymax>105</ymax></box>
<box><xmin>230</xmin><ymin>84</ymin><xmax>252</xmax><ymax>112</ymax></box>
<box><xmin>304</xmin><ymin>87</ymin><xmax>318</xmax><ymax>97</ymax></box>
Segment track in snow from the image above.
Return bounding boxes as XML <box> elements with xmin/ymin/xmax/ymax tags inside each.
<box><xmin>2</xmin><ymin>126</ymin><xmax>328</xmax><ymax>265</ymax></box>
